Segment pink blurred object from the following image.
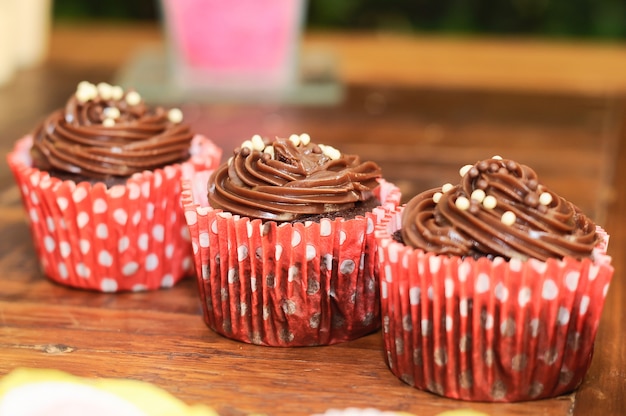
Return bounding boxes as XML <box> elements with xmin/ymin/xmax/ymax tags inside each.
<box><xmin>160</xmin><ymin>0</ymin><xmax>306</xmax><ymax>93</ymax></box>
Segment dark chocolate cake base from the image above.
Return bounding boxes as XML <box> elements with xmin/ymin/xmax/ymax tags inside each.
<box><xmin>43</xmin><ymin>169</ymin><xmax>130</xmax><ymax>188</ymax></box>
<box><xmin>290</xmin><ymin>197</ymin><xmax>382</xmax><ymax>224</ymax></box>
<box><xmin>392</xmin><ymin>230</ymin><xmax>499</xmax><ymax>261</ymax></box>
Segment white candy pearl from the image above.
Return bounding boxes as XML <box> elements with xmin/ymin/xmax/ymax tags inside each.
<box><xmin>323</xmin><ymin>145</ymin><xmax>341</xmax><ymax>160</ymax></box>
<box><xmin>441</xmin><ymin>183</ymin><xmax>453</xmax><ymax>193</ymax></box>
<box><xmin>289</xmin><ymin>134</ymin><xmax>300</xmax><ymax>146</ymax></box>
<box><xmin>240</xmin><ymin>140</ymin><xmax>253</xmax><ymax>150</ymax></box>
<box><xmin>251</xmin><ymin>134</ymin><xmax>265</xmax><ymax>151</ymax></box>
<box><xmin>455</xmin><ymin>196</ymin><xmax>470</xmax><ymax>211</ymax></box>
<box><xmin>263</xmin><ymin>145</ymin><xmax>275</xmax><ymax>159</ymax></box>
<box><xmin>76</xmin><ymin>82</ymin><xmax>97</xmax><ymax>103</ymax></box>
<box><xmin>103</xmin><ymin>107</ymin><xmax>121</xmax><ymax>120</ymax></box>
<box><xmin>77</xmin><ymin>81</ymin><xmax>94</xmax><ymax>91</ymax></box>
<box><xmin>433</xmin><ymin>192</ymin><xmax>442</xmax><ymax>203</ymax></box>
<box><xmin>299</xmin><ymin>133</ymin><xmax>311</xmax><ymax>145</ymax></box>
<box><xmin>97</xmin><ymin>82</ymin><xmax>113</xmax><ymax>100</ymax></box>
<box><xmin>459</xmin><ymin>164</ymin><xmax>473</xmax><ymax>177</ymax></box>
<box><xmin>111</xmin><ymin>85</ymin><xmax>124</xmax><ymax>100</ymax></box>
<box><xmin>125</xmin><ymin>91</ymin><xmax>141</xmax><ymax>106</ymax></box>
<box><xmin>470</xmin><ymin>189</ymin><xmax>486</xmax><ymax>202</ymax></box>
<box><xmin>539</xmin><ymin>192</ymin><xmax>553</xmax><ymax>206</ymax></box>
<box><xmin>483</xmin><ymin>195</ymin><xmax>497</xmax><ymax>209</ymax></box>
<box><xmin>501</xmin><ymin>211</ymin><xmax>516</xmax><ymax>225</ymax></box>
<box><xmin>75</xmin><ymin>89</ymin><xmax>93</xmax><ymax>103</ymax></box>
<box><xmin>168</xmin><ymin>108</ymin><xmax>184</xmax><ymax>124</ymax></box>
<box><xmin>102</xmin><ymin>118</ymin><xmax>115</xmax><ymax>127</ymax></box>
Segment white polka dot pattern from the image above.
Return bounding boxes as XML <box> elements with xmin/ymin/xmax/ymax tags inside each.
<box><xmin>375</xmin><ymin>207</ymin><xmax>614</xmax><ymax>402</ymax></box>
<box><xmin>181</xmin><ymin>175</ymin><xmax>402</xmax><ymax>347</ymax></box>
<box><xmin>7</xmin><ymin>135</ymin><xmax>222</xmax><ymax>292</ymax></box>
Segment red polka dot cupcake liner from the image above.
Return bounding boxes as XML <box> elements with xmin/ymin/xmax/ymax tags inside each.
<box><xmin>181</xmin><ymin>168</ymin><xmax>402</xmax><ymax>346</ymax></box>
<box><xmin>7</xmin><ymin>135</ymin><xmax>222</xmax><ymax>292</ymax></box>
<box><xmin>375</xmin><ymin>207</ymin><xmax>614</xmax><ymax>402</ymax></box>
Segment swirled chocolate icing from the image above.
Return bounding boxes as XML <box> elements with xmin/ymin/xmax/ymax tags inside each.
<box><xmin>30</xmin><ymin>81</ymin><xmax>193</xmax><ymax>182</ymax></box>
<box><xmin>401</xmin><ymin>157</ymin><xmax>598</xmax><ymax>261</ymax></box>
<box><xmin>208</xmin><ymin>134</ymin><xmax>382</xmax><ymax>222</ymax></box>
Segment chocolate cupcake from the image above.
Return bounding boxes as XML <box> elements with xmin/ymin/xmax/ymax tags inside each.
<box><xmin>375</xmin><ymin>156</ymin><xmax>613</xmax><ymax>401</ymax></box>
<box><xmin>181</xmin><ymin>134</ymin><xmax>401</xmax><ymax>346</ymax></box>
<box><xmin>7</xmin><ymin>81</ymin><xmax>222</xmax><ymax>292</ymax></box>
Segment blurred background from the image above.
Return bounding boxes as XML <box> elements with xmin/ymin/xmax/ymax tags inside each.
<box><xmin>1</xmin><ymin>0</ymin><xmax>624</xmax><ymax>224</ymax></box>
<box><xmin>52</xmin><ymin>0</ymin><xmax>626</xmax><ymax>40</ymax></box>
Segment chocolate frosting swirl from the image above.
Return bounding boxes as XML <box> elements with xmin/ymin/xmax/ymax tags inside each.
<box><xmin>208</xmin><ymin>135</ymin><xmax>382</xmax><ymax>221</ymax></box>
<box><xmin>30</xmin><ymin>82</ymin><xmax>193</xmax><ymax>179</ymax></box>
<box><xmin>401</xmin><ymin>157</ymin><xmax>598</xmax><ymax>261</ymax></box>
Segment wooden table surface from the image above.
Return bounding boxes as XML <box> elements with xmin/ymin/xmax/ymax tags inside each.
<box><xmin>1</xmin><ymin>23</ymin><xmax>625</xmax><ymax>416</ymax></box>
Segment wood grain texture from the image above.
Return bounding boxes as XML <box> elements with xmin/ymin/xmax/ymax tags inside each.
<box><xmin>0</xmin><ymin>24</ymin><xmax>624</xmax><ymax>416</ymax></box>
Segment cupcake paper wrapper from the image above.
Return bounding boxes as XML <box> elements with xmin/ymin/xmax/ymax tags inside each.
<box><xmin>181</xmin><ymin>167</ymin><xmax>402</xmax><ymax>346</ymax></box>
<box><xmin>7</xmin><ymin>135</ymin><xmax>222</xmax><ymax>292</ymax></box>
<box><xmin>375</xmin><ymin>207</ymin><xmax>614</xmax><ymax>402</ymax></box>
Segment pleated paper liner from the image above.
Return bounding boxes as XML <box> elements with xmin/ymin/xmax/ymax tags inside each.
<box><xmin>7</xmin><ymin>135</ymin><xmax>222</xmax><ymax>292</ymax></box>
<box><xmin>312</xmin><ymin>409</ymin><xmax>419</xmax><ymax>416</ymax></box>
<box><xmin>375</xmin><ymin>207</ymin><xmax>614</xmax><ymax>402</ymax></box>
<box><xmin>181</xmin><ymin>167</ymin><xmax>402</xmax><ymax>346</ymax></box>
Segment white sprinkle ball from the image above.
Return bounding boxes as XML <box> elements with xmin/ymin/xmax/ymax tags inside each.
<box><xmin>240</xmin><ymin>140</ymin><xmax>253</xmax><ymax>150</ymax></box>
<box><xmin>433</xmin><ymin>192</ymin><xmax>442</xmax><ymax>203</ymax></box>
<box><xmin>111</xmin><ymin>85</ymin><xmax>124</xmax><ymax>100</ymax></box>
<box><xmin>501</xmin><ymin>211</ymin><xmax>517</xmax><ymax>225</ymax></box>
<box><xmin>103</xmin><ymin>107</ymin><xmax>121</xmax><ymax>120</ymax></box>
<box><xmin>97</xmin><ymin>82</ymin><xmax>113</xmax><ymax>100</ymax></box>
<box><xmin>227</xmin><ymin>156</ymin><xmax>233</xmax><ymax>166</ymax></box>
<box><xmin>482</xmin><ymin>195</ymin><xmax>497</xmax><ymax>209</ymax></box>
<box><xmin>539</xmin><ymin>192</ymin><xmax>553</xmax><ymax>206</ymax></box>
<box><xmin>492</xmin><ymin>155</ymin><xmax>503</xmax><ymax>160</ymax></box>
<box><xmin>167</xmin><ymin>108</ymin><xmax>184</xmax><ymax>124</ymax></box>
<box><xmin>459</xmin><ymin>164</ymin><xmax>473</xmax><ymax>177</ymax></box>
<box><xmin>441</xmin><ymin>183</ymin><xmax>453</xmax><ymax>193</ymax></box>
<box><xmin>470</xmin><ymin>189</ymin><xmax>486</xmax><ymax>202</ymax></box>
<box><xmin>75</xmin><ymin>89</ymin><xmax>93</xmax><ymax>103</ymax></box>
<box><xmin>75</xmin><ymin>82</ymin><xmax>97</xmax><ymax>103</ymax></box>
<box><xmin>299</xmin><ymin>133</ymin><xmax>311</xmax><ymax>145</ymax></box>
<box><xmin>455</xmin><ymin>196</ymin><xmax>471</xmax><ymax>211</ymax></box>
<box><xmin>323</xmin><ymin>145</ymin><xmax>341</xmax><ymax>160</ymax></box>
<box><xmin>289</xmin><ymin>134</ymin><xmax>301</xmax><ymax>146</ymax></box>
<box><xmin>102</xmin><ymin>118</ymin><xmax>116</xmax><ymax>127</ymax></box>
<box><xmin>263</xmin><ymin>145</ymin><xmax>275</xmax><ymax>159</ymax></box>
<box><xmin>125</xmin><ymin>91</ymin><xmax>142</xmax><ymax>106</ymax></box>
<box><xmin>77</xmin><ymin>81</ymin><xmax>94</xmax><ymax>91</ymax></box>
<box><xmin>251</xmin><ymin>134</ymin><xmax>265</xmax><ymax>151</ymax></box>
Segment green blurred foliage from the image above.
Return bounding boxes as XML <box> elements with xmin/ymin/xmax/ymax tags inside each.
<box><xmin>53</xmin><ymin>0</ymin><xmax>626</xmax><ymax>39</ymax></box>
<box><xmin>307</xmin><ymin>0</ymin><xmax>626</xmax><ymax>39</ymax></box>
<box><xmin>53</xmin><ymin>0</ymin><xmax>158</xmax><ymax>21</ymax></box>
